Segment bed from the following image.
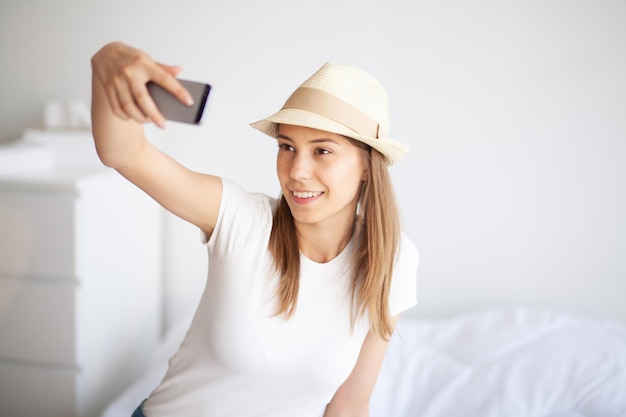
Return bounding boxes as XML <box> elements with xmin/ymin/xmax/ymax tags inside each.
<box><xmin>102</xmin><ymin>307</ymin><xmax>626</xmax><ymax>417</ymax></box>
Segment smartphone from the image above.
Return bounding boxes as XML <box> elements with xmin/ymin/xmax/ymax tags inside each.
<box><xmin>147</xmin><ymin>79</ymin><xmax>211</xmax><ymax>125</ymax></box>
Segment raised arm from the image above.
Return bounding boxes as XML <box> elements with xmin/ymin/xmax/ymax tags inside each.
<box><xmin>91</xmin><ymin>42</ymin><xmax>222</xmax><ymax>236</ymax></box>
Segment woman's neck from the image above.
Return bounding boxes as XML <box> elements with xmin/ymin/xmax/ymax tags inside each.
<box><xmin>295</xmin><ymin>219</ymin><xmax>355</xmax><ymax>264</ymax></box>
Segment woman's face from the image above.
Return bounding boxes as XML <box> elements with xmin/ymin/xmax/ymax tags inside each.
<box><xmin>276</xmin><ymin>124</ymin><xmax>367</xmax><ymax>230</ymax></box>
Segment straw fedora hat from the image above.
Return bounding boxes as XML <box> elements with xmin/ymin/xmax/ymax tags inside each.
<box><xmin>250</xmin><ymin>62</ymin><xmax>409</xmax><ymax>165</ymax></box>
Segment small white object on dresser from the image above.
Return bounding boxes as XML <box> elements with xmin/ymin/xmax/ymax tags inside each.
<box><xmin>0</xmin><ymin>130</ymin><xmax>163</xmax><ymax>417</ymax></box>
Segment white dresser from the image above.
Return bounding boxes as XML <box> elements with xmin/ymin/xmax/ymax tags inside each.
<box><xmin>0</xmin><ymin>131</ymin><xmax>162</xmax><ymax>417</ymax></box>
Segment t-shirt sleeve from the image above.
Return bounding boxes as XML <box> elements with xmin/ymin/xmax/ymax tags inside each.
<box><xmin>389</xmin><ymin>233</ymin><xmax>419</xmax><ymax>316</ymax></box>
<box><xmin>200</xmin><ymin>178</ymin><xmax>275</xmax><ymax>256</ymax></box>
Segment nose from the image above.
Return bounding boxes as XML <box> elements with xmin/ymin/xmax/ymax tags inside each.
<box><xmin>290</xmin><ymin>152</ymin><xmax>313</xmax><ymax>181</ymax></box>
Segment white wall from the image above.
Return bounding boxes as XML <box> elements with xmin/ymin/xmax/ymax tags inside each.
<box><xmin>1</xmin><ymin>0</ymin><xmax>625</xmax><ymax>330</ymax></box>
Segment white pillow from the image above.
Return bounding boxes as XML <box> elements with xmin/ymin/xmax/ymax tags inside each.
<box><xmin>370</xmin><ymin>308</ymin><xmax>626</xmax><ymax>417</ymax></box>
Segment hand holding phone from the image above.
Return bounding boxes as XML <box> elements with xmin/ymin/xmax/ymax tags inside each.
<box><xmin>147</xmin><ymin>79</ymin><xmax>211</xmax><ymax>125</ymax></box>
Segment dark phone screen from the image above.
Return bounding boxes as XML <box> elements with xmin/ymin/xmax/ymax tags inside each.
<box><xmin>147</xmin><ymin>79</ymin><xmax>211</xmax><ymax>124</ymax></box>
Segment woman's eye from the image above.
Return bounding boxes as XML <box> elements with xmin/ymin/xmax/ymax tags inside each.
<box><xmin>278</xmin><ymin>143</ymin><xmax>294</xmax><ymax>152</ymax></box>
<box><xmin>316</xmin><ymin>148</ymin><xmax>331</xmax><ymax>155</ymax></box>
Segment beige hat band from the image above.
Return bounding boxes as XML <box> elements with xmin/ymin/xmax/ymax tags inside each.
<box><xmin>282</xmin><ymin>87</ymin><xmax>389</xmax><ymax>140</ymax></box>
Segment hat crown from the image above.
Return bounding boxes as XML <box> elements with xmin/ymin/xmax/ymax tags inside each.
<box><xmin>297</xmin><ymin>62</ymin><xmax>390</xmax><ymax>131</ymax></box>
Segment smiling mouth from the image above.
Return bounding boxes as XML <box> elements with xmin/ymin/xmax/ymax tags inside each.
<box><xmin>292</xmin><ymin>191</ymin><xmax>323</xmax><ymax>199</ymax></box>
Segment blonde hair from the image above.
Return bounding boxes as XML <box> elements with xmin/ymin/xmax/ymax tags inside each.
<box><xmin>268</xmin><ymin>141</ymin><xmax>400</xmax><ymax>339</ymax></box>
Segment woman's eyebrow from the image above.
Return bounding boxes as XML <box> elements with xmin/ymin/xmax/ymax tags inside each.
<box><xmin>277</xmin><ymin>133</ymin><xmax>341</xmax><ymax>145</ymax></box>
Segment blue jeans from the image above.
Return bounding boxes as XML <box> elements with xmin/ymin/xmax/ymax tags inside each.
<box><xmin>131</xmin><ymin>399</ymin><xmax>147</xmax><ymax>417</ymax></box>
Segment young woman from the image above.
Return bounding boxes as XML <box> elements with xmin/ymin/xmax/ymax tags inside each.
<box><xmin>91</xmin><ymin>42</ymin><xmax>418</xmax><ymax>417</ymax></box>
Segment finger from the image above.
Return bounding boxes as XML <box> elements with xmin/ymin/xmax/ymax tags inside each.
<box><xmin>104</xmin><ymin>83</ymin><xmax>129</xmax><ymax>121</ymax></box>
<box><xmin>152</xmin><ymin>66</ymin><xmax>194</xmax><ymax>107</ymax></box>
<box><xmin>132</xmin><ymin>83</ymin><xmax>167</xmax><ymax>129</ymax></box>
<box><xmin>159</xmin><ymin>63</ymin><xmax>184</xmax><ymax>77</ymax></box>
<box><xmin>114</xmin><ymin>77</ymin><xmax>150</xmax><ymax>123</ymax></box>
<box><xmin>93</xmin><ymin>65</ymin><xmax>130</xmax><ymax>121</ymax></box>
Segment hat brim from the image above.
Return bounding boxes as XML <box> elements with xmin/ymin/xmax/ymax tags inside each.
<box><xmin>250</xmin><ymin>108</ymin><xmax>408</xmax><ymax>166</ymax></box>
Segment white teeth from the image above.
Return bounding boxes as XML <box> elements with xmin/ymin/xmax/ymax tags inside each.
<box><xmin>292</xmin><ymin>191</ymin><xmax>321</xmax><ymax>199</ymax></box>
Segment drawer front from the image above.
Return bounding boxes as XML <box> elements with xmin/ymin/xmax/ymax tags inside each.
<box><xmin>0</xmin><ymin>190</ymin><xmax>76</xmax><ymax>279</ymax></box>
<box><xmin>0</xmin><ymin>279</ymin><xmax>76</xmax><ymax>365</ymax></box>
<box><xmin>0</xmin><ymin>361</ymin><xmax>78</xmax><ymax>417</ymax></box>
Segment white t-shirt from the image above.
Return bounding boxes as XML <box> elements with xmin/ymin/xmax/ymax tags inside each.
<box><xmin>143</xmin><ymin>179</ymin><xmax>418</xmax><ymax>417</ymax></box>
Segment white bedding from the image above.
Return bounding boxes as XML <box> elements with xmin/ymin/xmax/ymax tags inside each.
<box><xmin>102</xmin><ymin>308</ymin><xmax>626</xmax><ymax>417</ymax></box>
